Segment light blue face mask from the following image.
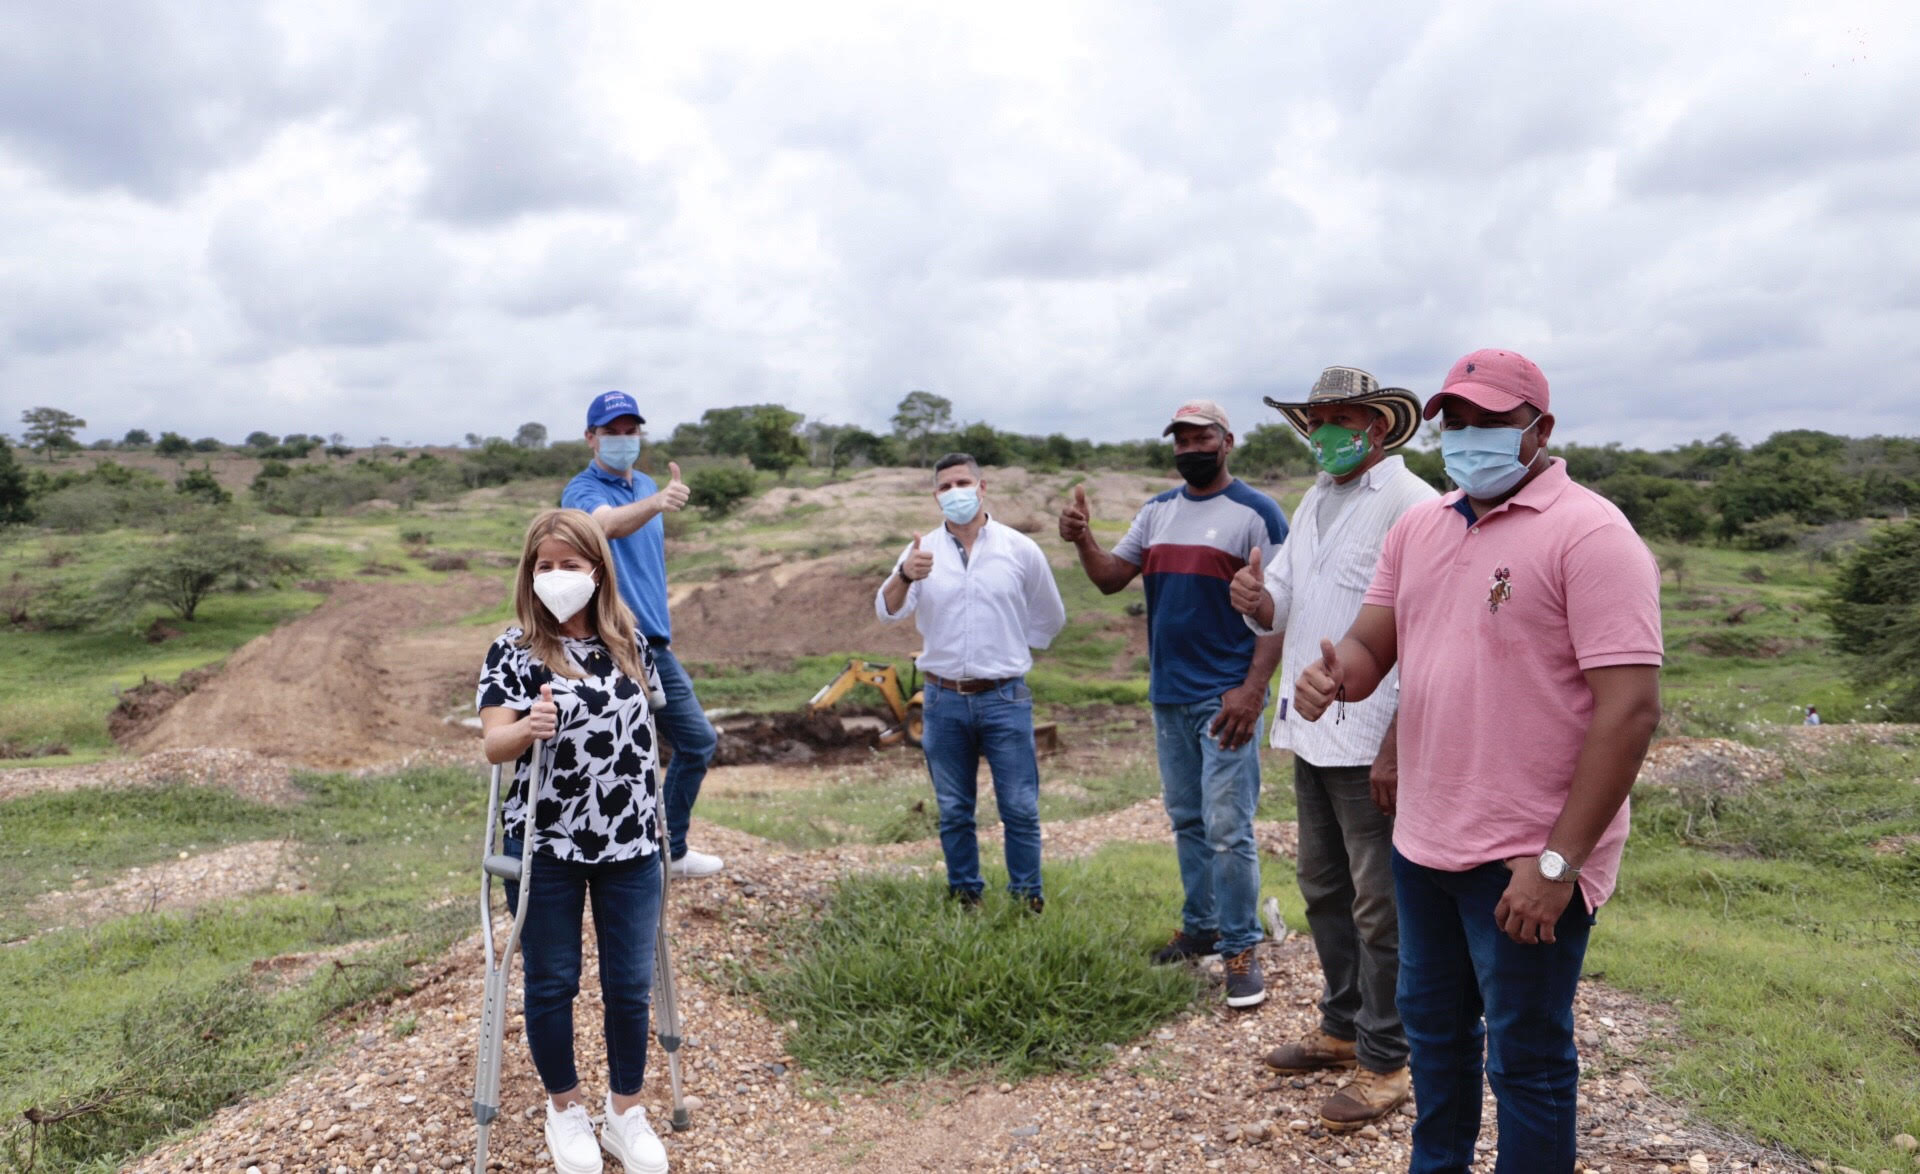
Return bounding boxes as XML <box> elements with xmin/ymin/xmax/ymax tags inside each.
<box><xmin>937</xmin><ymin>485</ymin><xmax>981</xmax><ymax>525</ymax></box>
<box><xmin>597</xmin><ymin>434</ymin><xmax>641</xmax><ymax>472</ymax></box>
<box><xmin>1441</xmin><ymin>418</ymin><xmax>1542</xmax><ymax>499</ymax></box>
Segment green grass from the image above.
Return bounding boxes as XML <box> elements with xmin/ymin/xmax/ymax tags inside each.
<box><xmin>1590</xmin><ymin>736</ymin><xmax>1920</xmax><ymax>1170</ymax></box>
<box><xmin>698</xmin><ymin>749</ymin><xmax>1165</xmax><ymax>851</ymax></box>
<box><xmin>750</xmin><ymin>842</ymin><xmax>1290</xmax><ymax>1082</ymax></box>
<box><xmin>0</xmin><ymin>766</ymin><xmax>488</xmax><ymax>1170</ymax></box>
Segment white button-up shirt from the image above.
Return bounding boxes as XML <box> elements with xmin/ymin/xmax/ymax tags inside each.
<box><xmin>875</xmin><ymin>517</ymin><xmax>1068</xmax><ymax>679</ymax></box>
<box><xmin>1246</xmin><ymin>454</ymin><xmax>1438</xmax><ymax>766</ymax></box>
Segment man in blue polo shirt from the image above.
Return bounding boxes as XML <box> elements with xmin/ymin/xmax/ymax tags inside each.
<box><xmin>1058</xmin><ymin>399</ymin><xmax>1288</xmax><ymax>1007</ymax></box>
<box><xmin>563</xmin><ymin>390</ymin><xmax>724</xmax><ymax>878</ymax></box>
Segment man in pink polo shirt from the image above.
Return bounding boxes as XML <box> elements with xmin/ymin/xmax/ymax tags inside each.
<box><xmin>1293</xmin><ymin>349</ymin><xmax>1663</xmax><ymax>1173</ymax></box>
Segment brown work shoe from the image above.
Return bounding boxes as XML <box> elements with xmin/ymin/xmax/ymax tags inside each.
<box><xmin>1262</xmin><ymin>1029</ymin><xmax>1357</xmax><ymax>1072</ymax></box>
<box><xmin>1319</xmin><ymin>1065</ymin><xmax>1411</xmax><ymax>1132</ymax></box>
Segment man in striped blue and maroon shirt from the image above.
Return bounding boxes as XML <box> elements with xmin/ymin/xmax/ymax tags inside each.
<box><xmin>1059</xmin><ymin>399</ymin><xmax>1288</xmax><ymax>1008</ymax></box>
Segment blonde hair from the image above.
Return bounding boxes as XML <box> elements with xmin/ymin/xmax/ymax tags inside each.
<box><xmin>511</xmin><ymin>508</ymin><xmax>647</xmax><ymax>683</ymax></box>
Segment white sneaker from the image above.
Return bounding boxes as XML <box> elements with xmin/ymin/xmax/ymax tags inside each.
<box><xmin>668</xmin><ymin>848</ymin><xmax>724</xmax><ymax>878</ymax></box>
<box><xmin>602</xmin><ymin>1094</ymin><xmax>669</xmax><ymax>1173</ymax></box>
<box><xmin>544</xmin><ymin>1101</ymin><xmax>604</xmax><ymax>1174</ymax></box>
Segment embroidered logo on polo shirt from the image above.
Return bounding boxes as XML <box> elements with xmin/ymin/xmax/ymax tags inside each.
<box><xmin>1487</xmin><ymin>566</ymin><xmax>1513</xmax><ymax>614</ymax></box>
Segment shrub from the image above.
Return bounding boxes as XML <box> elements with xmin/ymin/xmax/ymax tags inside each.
<box><xmin>102</xmin><ymin>530</ymin><xmax>307</xmax><ymax>621</ymax></box>
<box><xmin>175</xmin><ymin>467</ymin><xmax>231</xmax><ymax>506</ymax></box>
<box><xmin>687</xmin><ymin>466</ymin><xmax>757</xmax><ymax>518</ymax></box>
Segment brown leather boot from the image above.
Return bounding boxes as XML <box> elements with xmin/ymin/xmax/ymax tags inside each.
<box><xmin>1319</xmin><ymin>1065</ymin><xmax>1411</xmax><ymax>1132</ymax></box>
<box><xmin>1261</xmin><ymin>1029</ymin><xmax>1357</xmax><ymax>1072</ymax></box>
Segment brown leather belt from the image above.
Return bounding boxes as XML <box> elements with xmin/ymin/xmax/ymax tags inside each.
<box><xmin>923</xmin><ymin>672</ymin><xmax>1015</xmax><ymax>695</ymax></box>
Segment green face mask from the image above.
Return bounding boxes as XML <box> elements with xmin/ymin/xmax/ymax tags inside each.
<box><xmin>1309</xmin><ymin>423</ymin><xmax>1371</xmax><ymax>475</ymax></box>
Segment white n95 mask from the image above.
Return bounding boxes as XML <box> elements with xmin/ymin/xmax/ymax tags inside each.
<box><xmin>532</xmin><ymin>570</ymin><xmax>596</xmax><ymax>623</ymax></box>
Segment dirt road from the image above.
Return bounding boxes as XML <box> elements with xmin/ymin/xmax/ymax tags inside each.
<box><xmin>130</xmin><ymin>574</ymin><xmax>505</xmax><ymax>768</ymax></box>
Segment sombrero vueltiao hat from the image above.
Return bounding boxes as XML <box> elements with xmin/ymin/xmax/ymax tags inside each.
<box><xmin>1262</xmin><ymin>366</ymin><xmax>1422</xmax><ymax>451</ymax></box>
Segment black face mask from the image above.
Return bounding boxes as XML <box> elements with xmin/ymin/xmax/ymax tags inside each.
<box><xmin>1175</xmin><ymin>450</ymin><xmax>1222</xmax><ymax>488</ymax></box>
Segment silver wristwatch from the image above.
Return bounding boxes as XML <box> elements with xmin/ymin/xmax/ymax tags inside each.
<box><xmin>1537</xmin><ymin>849</ymin><xmax>1580</xmax><ymax>883</ymax></box>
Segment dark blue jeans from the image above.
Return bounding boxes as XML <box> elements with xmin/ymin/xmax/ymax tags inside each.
<box><xmin>503</xmin><ymin>840</ymin><xmax>662</xmax><ymax>1097</ymax></box>
<box><xmin>920</xmin><ymin>678</ymin><xmax>1044</xmax><ymax>899</ymax></box>
<box><xmin>1393</xmin><ymin>849</ymin><xmax>1595</xmax><ymax>1174</ymax></box>
<box><xmin>1152</xmin><ymin>697</ymin><xmax>1264</xmax><ymax>957</ymax></box>
<box><xmin>649</xmin><ymin>641</ymin><xmax>717</xmax><ymax>860</ymax></box>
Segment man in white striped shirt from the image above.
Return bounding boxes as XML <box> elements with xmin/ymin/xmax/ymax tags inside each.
<box><xmin>877</xmin><ymin>452</ymin><xmax>1068</xmax><ymax>911</ymax></box>
<box><xmin>1231</xmin><ymin>366</ymin><xmax>1438</xmax><ymax>1132</ymax></box>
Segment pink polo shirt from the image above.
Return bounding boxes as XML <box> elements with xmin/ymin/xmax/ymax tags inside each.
<box><xmin>1364</xmin><ymin>459</ymin><xmax>1662</xmax><ymax>910</ymax></box>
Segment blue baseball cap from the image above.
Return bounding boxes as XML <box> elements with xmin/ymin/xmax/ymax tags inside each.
<box><xmin>585</xmin><ymin>390</ymin><xmax>645</xmax><ymax>429</ymax></box>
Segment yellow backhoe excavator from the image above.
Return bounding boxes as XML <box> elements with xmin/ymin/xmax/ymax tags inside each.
<box><xmin>807</xmin><ymin>658</ymin><xmax>925</xmax><ymax>746</ymax></box>
<box><xmin>806</xmin><ymin>656</ymin><xmax>1058</xmax><ymax>753</ymax></box>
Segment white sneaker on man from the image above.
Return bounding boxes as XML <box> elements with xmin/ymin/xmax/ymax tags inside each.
<box><xmin>668</xmin><ymin>849</ymin><xmax>724</xmax><ymax>878</ymax></box>
<box><xmin>601</xmin><ymin>1093</ymin><xmax>669</xmax><ymax>1173</ymax></box>
<box><xmin>544</xmin><ymin>1101</ymin><xmax>604</xmax><ymax>1174</ymax></box>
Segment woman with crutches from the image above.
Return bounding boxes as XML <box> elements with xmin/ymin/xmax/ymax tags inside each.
<box><xmin>477</xmin><ymin>507</ymin><xmax>672</xmax><ymax>1174</ymax></box>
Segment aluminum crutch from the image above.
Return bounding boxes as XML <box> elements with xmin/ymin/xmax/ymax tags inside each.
<box><xmin>638</xmin><ymin>641</ymin><xmax>690</xmax><ymax>1133</ymax></box>
<box><xmin>472</xmin><ymin>737</ymin><xmax>547</xmax><ymax>1171</ymax></box>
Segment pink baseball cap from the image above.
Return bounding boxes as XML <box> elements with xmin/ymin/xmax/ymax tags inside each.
<box><xmin>1162</xmin><ymin>399</ymin><xmax>1231</xmax><ymax>436</ymax></box>
<box><xmin>1421</xmin><ymin>349</ymin><xmax>1550</xmax><ymax>419</ymax></box>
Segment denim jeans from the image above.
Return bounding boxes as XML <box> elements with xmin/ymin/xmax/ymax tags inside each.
<box><xmin>1152</xmin><ymin>697</ymin><xmax>1264</xmax><ymax>957</ymax></box>
<box><xmin>920</xmin><ymin>678</ymin><xmax>1044</xmax><ymax>898</ymax></box>
<box><xmin>1392</xmin><ymin>848</ymin><xmax>1595</xmax><ymax>1174</ymax></box>
<box><xmin>649</xmin><ymin>641</ymin><xmax>717</xmax><ymax>860</ymax></box>
<box><xmin>1295</xmin><ymin>757</ymin><xmax>1406</xmax><ymax>1071</ymax></box>
<box><xmin>503</xmin><ymin>840</ymin><xmax>662</xmax><ymax>1097</ymax></box>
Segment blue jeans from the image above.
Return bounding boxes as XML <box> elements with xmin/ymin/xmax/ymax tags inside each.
<box><xmin>1152</xmin><ymin>697</ymin><xmax>1264</xmax><ymax>956</ymax></box>
<box><xmin>920</xmin><ymin>678</ymin><xmax>1044</xmax><ymax>899</ymax></box>
<box><xmin>1393</xmin><ymin>849</ymin><xmax>1595</xmax><ymax>1174</ymax></box>
<box><xmin>649</xmin><ymin>642</ymin><xmax>717</xmax><ymax>860</ymax></box>
<box><xmin>503</xmin><ymin>840</ymin><xmax>662</xmax><ymax>1097</ymax></box>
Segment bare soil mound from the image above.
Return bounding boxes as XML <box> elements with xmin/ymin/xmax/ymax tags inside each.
<box><xmin>130</xmin><ymin>574</ymin><xmax>506</xmax><ymax>769</ymax></box>
<box><xmin>672</xmin><ymin>564</ymin><xmax>922</xmax><ymax>662</ymax></box>
<box><xmin>1637</xmin><ymin>737</ymin><xmax>1785</xmax><ymax>795</ymax></box>
<box><xmin>711</xmin><ymin>710</ymin><xmax>879</xmax><ymax>766</ymax></box>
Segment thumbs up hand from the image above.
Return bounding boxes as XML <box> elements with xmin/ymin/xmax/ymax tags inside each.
<box><xmin>1230</xmin><ymin>545</ymin><xmax>1270</xmax><ymax>619</ymax></box>
<box><xmin>656</xmin><ymin>461</ymin><xmax>690</xmax><ymax>512</ymax></box>
<box><xmin>901</xmin><ymin>533</ymin><xmax>935</xmax><ymax>582</ymax></box>
<box><xmin>530</xmin><ymin>683</ymin><xmax>559</xmax><ymax>740</ymax></box>
<box><xmin>1058</xmin><ymin>483</ymin><xmax>1092</xmax><ymax>544</ymax></box>
<box><xmin>1294</xmin><ymin>638</ymin><xmax>1346</xmax><ymax>723</ymax></box>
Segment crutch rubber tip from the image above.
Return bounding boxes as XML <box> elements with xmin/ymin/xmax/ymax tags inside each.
<box><xmin>671</xmin><ymin>1108</ymin><xmax>690</xmax><ymax>1132</ymax></box>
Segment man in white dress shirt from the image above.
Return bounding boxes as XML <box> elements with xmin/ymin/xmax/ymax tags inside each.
<box><xmin>877</xmin><ymin>452</ymin><xmax>1069</xmax><ymax>911</ymax></box>
<box><xmin>1230</xmin><ymin>367</ymin><xmax>1438</xmax><ymax>1131</ymax></box>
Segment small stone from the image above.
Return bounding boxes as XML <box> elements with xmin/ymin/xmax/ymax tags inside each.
<box><xmin>998</xmin><ymin>1082</ymin><xmax>1013</xmax><ymax>1094</ymax></box>
<box><xmin>398</xmin><ymin>1094</ymin><xmax>418</xmax><ymax>1105</ymax></box>
<box><xmin>1897</xmin><ymin>1135</ymin><xmax>1920</xmax><ymax>1153</ymax></box>
<box><xmin>1288</xmin><ymin>1119</ymin><xmax>1311</xmax><ymax>1133</ymax></box>
<box><xmin>1688</xmin><ymin>1155</ymin><xmax>1710</xmax><ymax>1173</ymax></box>
<box><xmin>1009</xmin><ymin>1124</ymin><xmax>1039</xmax><ymax>1138</ymax></box>
<box><xmin>682</xmin><ymin>1095</ymin><xmax>704</xmax><ymax>1111</ymax></box>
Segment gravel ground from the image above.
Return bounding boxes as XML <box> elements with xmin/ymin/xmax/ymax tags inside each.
<box><xmin>125</xmin><ymin>808</ymin><xmax>1816</xmax><ymax>1174</ymax></box>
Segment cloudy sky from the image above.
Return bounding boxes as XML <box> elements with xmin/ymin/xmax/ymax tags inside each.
<box><xmin>1</xmin><ymin>1</ymin><xmax>1915</xmax><ymax>449</ymax></box>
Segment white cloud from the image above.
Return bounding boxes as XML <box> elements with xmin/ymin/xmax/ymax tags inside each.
<box><xmin>0</xmin><ymin>0</ymin><xmax>1915</xmax><ymax>449</ymax></box>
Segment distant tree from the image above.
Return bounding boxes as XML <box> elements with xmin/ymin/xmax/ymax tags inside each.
<box><xmin>687</xmin><ymin>466</ymin><xmax>758</xmax><ymax>517</ymax></box>
<box><xmin>106</xmin><ymin>529</ymin><xmax>303</xmax><ymax>621</ymax></box>
<box><xmin>244</xmin><ymin>431</ymin><xmax>277</xmax><ymax>449</ymax></box>
<box><xmin>744</xmin><ymin>406</ymin><xmax>806</xmax><ymax>476</ymax></box>
<box><xmin>155</xmin><ymin>432</ymin><xmax>193</xmax><ymax>457</ymax></box>
<box><xmin>1823</xmin><ymin>520</ymin><xmax>1920</xmax><ymax>719</ymax></box>
<box><xmin>175</xmin><ymin>466</ymin><xmax>232</xmax><ymax>505</ymax></box>
<box><xmin>464</xmin><ymin>432</ymin><xmax>483</xmax><ymax>448</ymax></box>
<box><xmin>192</xmin><ymin>436</ymin><xmax>223</xmax><ymax>452</ymax></box>
<box><xmin>0</xmin><ymin>437</ymin><xmax>31</xmax><ymax>525</ymax></box>
<box><xmin>121</xmin><ymin>428</ymin><xmax>153</xmax><ymax>448</ymax></box>
<box><xmin>90</xmin><ymin>437</ymin><xmax>115</xmax><ymax>450</ymax></box>
<box><xmin>513</xmin><ymin>422</ymin><xmax>548</xmax><ymax>449</ymax></box>
<box><xmin>1235</xmin><ymin>423</ymin><xmax>1313</xmax><ymax>478</ymax></box>
<box><xmin>21</xmin><ymin>407</ymin><xmax>86</xmax><ymax>459</ymax></box>
<box><xmin>1715</xmin><ymin>451</ymin><xmax>1862</xmax><ymax>542</ymax></box>
<box><xmin>821</xmin><ymin>426</ymin><xmax>892</xmax><ymax>475</ymax></box>
<box><xmin>891</xmin><ymin>391</ymin><xmax>953</xmax><ymax>466</ymax></box>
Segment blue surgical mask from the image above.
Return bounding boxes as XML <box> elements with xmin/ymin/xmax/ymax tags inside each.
<box><xmin>597</xmin><ymin>434</ymin><xmax>640</xmax><ymax>472</ymax></box>
<box><xmin>937</xmin><ymin>486</ymin><xmax>981</xmax><ymax>525</ymax></box>
<box><xmin>1441</xmin><ymin>419</ymin><xmax>1542</xmax><ymax>499</ymax></box>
